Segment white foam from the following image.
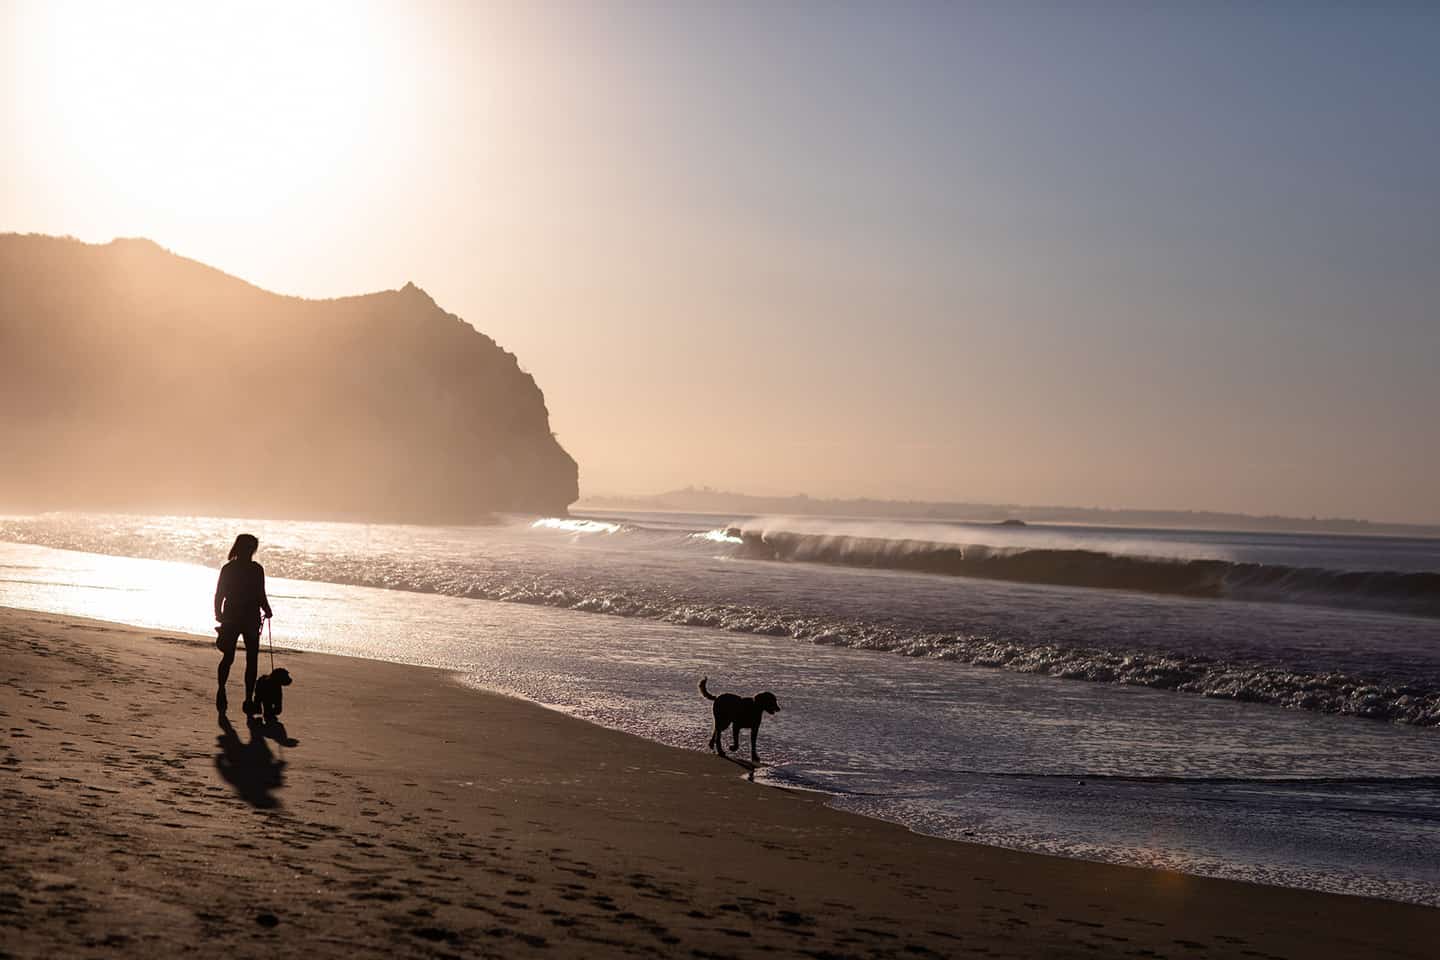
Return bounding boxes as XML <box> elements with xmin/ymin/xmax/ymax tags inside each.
<box><xmin>531</xmin><ymin>517</ymin><xmax>623</xmax><ymax>535</ymax></box>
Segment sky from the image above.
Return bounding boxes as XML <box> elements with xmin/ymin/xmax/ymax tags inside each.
<box><xmin>3</xmin><ymin>1</ymin><xmax>1438</xmax><ymax>523</ymax></box>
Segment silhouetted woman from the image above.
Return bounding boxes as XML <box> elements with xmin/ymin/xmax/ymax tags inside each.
<box><xmin>214</xmin><ymin>533</ymin><xmax>273</xmax><ymax>717</ymax></box>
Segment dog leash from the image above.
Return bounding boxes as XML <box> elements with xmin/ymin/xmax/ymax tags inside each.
<box><xmin>266</xmin><ymin>616</ymin><xmax>275</xmax><ymax>673</ymax></box>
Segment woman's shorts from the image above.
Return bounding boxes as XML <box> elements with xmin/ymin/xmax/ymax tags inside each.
<box><xmin>215</xmin><ymin>621</ymin><xmax>260</xmax><ymax>656</ymax></box>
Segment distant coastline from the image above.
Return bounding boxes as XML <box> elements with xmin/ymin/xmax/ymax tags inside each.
<box><xmin>578</xmin><ymin>487</ymin><xmax>1440</xmax><ymax>539</ymax></box>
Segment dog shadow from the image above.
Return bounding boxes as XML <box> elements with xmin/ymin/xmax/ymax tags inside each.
<box><xmin>215</xmin><ymin>712</ymin><xmax>290</xmax><ymax>808</ymax></box>
<box><xmin>249</xmin><ymin>714</ymin><xmax>299</xmax><ymax>748</ymax></box>
<box><xmin>720</xmin><ymin>754</ymin><xmax>758</xmax><ymax>782</ymax></box>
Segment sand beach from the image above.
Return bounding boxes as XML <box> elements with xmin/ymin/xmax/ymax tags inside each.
<box><xmin>1</xmin><ymin>605</ymin><xmax>1436</xmax><ymax>959</ymax></box>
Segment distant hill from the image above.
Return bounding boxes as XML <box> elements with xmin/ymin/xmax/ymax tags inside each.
<box><xmin>0</xmin><ymin>234</ymin><xmax>578</xmax><ymax>521</ymax></box>
<box><xmin>579</xmin><ymin>488</ymin><xmax>1440</xmax><ymax>538</ymax></box>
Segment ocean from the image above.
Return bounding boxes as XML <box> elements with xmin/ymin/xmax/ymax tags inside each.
<box><xmin>2</xmin><ymin>510</ymin><xmax>1438</xmax><ymax>905</ymax></box>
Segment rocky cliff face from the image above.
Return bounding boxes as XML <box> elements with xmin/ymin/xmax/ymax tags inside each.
<box><xmin>0</xmin><ymin>234</ymin><xmax>579</xmax><ymax>521</ymax></box>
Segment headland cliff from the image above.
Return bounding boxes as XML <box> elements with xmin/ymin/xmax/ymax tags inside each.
<box><xmin>0</xmin><ymin>234</ymin><xmax>578</xmax><ymax>521</ymax></box>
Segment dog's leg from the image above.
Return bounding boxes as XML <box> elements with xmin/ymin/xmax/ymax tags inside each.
<box><xmin>713</xmin><ymin>720</ymin><xmax>726</xmax><ymax>756</ymax></box>
<box><xmin>730</xmin><ymin>723</ymin><xmax>740</xmax><ymax>752</ymax></box>
<box><xmin>750</xmin><ymin>724</ymin><xmax>760</xmax><ymax>763</ymax></box>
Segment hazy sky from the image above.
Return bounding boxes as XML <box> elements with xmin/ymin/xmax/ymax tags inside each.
<box><xmin>4</xmin><ymin>2</ymin><xmax>1438</xmax><ymax>522</ymax></box>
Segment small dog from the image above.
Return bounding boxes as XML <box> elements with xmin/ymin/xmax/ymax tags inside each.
<box><xmin>699</xmin><ymin>677</ymin><xmax>780</xmax><ymax>762</ymax></box>
<box><xmin>252</xmin><ymin>667</ymin><xmax>292</xmax><ymax>723</ymax></box>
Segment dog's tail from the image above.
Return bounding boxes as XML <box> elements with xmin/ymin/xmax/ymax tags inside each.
<box><xmin>698</xmin><ymin>677</ymin><xmax>716</xmax><ymax>701</ymax></box>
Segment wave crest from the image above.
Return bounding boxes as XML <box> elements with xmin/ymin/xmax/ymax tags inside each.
<box><xmin>720</xmin><ymin>527</ymin><xmax>1440</xmax><ymax>618</ymax></box>
<box><xmin>531</xmin><ymin>517</ymin><xmax>624</xmax><ymax>535</ymax></box>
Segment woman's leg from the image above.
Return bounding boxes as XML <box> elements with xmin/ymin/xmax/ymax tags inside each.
<box><xmin>242</xmin><ymin>628</ymin><xmax>260</xmax><ymax>712</ymax></box>
<box><xmin>215</xmin><ymin>625</ymin><xmax>241</xmax><ymax>710</ymax></box>
<box><xmin>216</xmin><ymin>648</ymin><xmax>235</xmax><ymax>708</ymax></box>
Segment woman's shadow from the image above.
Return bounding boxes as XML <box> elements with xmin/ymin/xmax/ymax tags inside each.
<box><xmin>215</xmin><ymin>712</ymin><xmax>298</xmax><ymax>809</ymax></box>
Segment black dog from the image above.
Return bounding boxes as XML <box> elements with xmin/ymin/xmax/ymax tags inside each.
<box><xmin>252</xmin><ymin>667</ymin><xmax>292</xmax><ymax>723</ymax></box>
<box><xmin>699</xmin><ymin>677</ymin><xmax>780</xmax><ymax>762</ymax></box>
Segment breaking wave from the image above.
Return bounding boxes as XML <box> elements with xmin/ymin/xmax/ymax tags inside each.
<box><xmin>530</xmin><ymin>517</ymin><xmax>625</xmax><ymax>535</ymax></box>
<box><xmin>720</xmin><ymin>527</ymin><xmax>1440</xmax><ymax>618</ymax></box>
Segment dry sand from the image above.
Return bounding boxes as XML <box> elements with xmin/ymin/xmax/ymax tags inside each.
<box><xmin>1</xmin><ymin>605</ymin><xmax>1435</xmax><ymax>958</ymax></box>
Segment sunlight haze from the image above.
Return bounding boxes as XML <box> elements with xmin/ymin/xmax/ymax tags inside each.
<box><xmin>5</xmin><ymin>5</ymin><xmax>1440</xmax><ymax>937</ymax></box>
<box><xmin>4</xmin><ymin>1</ymin><xmax>1437</xmax><ymax>523</ymax></box>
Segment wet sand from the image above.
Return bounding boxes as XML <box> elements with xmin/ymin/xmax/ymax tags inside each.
<box><xmin>1</xmin><ymin>606</ymin><xmax>1435</xmax><ymax>958</ymax></box>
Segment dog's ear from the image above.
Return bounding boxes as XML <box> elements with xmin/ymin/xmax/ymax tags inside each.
<box><xmin>760</xmin><ymin>693</ymin><xmax>780</xmax><ymax>714</ymax></box>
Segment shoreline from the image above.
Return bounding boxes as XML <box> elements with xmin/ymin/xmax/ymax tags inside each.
<box><xmin>2</xmin><ymin>605</ymin><xmax>1437</xmax><ymax>958</ymax></box>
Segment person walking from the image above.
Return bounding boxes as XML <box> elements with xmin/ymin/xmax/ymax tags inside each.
<box><xmin>214</xmin><ymin>533</ymin><xmax>273</xmax><ymax>716</ymax></box>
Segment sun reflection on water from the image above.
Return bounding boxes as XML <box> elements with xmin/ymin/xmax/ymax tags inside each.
<box><xmin>0</xmin><ymin>546</ymin><xmax>215</xmax><ymax>631</ymax></box>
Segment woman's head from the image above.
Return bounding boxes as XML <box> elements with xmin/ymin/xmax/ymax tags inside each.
<box><xmin>228</xmin><ymin>533</ymin><xmax>260</xmax><ymax>562</ymax></box>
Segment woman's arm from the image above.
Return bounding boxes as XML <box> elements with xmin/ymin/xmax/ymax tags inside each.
<box><xmin>214</xmin><ymin>566</ymin><xmax>228</xmax><ymax>621</ymax></box>
<box><xmin>258</xmin><ymin>565</ymin><xmax>273</xmax><ymax>619</ymax></box>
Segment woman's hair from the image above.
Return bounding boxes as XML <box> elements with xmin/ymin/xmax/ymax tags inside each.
<box><xmin>227</xmin><ymin>533</ymin><xmax>260</xmax><ymax>562</ymax></box>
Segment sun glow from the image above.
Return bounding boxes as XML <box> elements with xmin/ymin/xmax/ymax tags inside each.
<box><xmin>14</xmin><ymin>1</ymin><xmax>403</xmax><ymax>228</ymax></box>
